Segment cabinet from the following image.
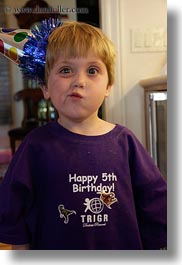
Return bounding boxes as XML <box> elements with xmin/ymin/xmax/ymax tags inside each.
<box><xmin>140</xmin><ymin>75</ymin><xmax>167</xmax><ymax>179</ymax></box>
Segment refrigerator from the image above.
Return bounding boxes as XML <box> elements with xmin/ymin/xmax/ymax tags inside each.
<box><xmin>145</xmin><ymin>90</ymin><xmax>167</xmax><ymax>179</ymax></box>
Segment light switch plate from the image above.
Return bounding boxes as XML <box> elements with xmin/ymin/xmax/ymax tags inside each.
<box><xmin>131</xmin><ymin>27</ymin><xmax>167</xmax><ymax>53</ymax></box>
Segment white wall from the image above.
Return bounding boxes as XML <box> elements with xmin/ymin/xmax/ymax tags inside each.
<box><xmin>100</xmin><ymin>0</ymin><xmax>167</xmax><ymax>146</ymax></box>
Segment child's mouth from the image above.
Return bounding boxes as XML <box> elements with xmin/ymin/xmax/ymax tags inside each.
<box><xmin>69</xmin><ymin>92</ymin><xmax>83</xmax><ymax>98</ymax></box>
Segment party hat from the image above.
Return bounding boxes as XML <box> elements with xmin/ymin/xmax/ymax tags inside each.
<box><xmin>0</xmin><ymin>18</ymin><xmax>62</xmax><ymax>85</ymax></box>
<box><xmin>0</xmin><ymin>28</ymin><xmax>32</xmax><ymax>64</ymax></box>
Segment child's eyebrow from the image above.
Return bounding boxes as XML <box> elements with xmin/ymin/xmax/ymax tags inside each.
<box><xmin>56</xmin><ymin>60</ymin><xmax>71</xmax><ymax>65</ymax></box>
<box><xmin>87</xmin><ymin>61</ymin><xmax>103</xmax><ymax>65</ymax></box>
<box><xmin>56</xmin><ymin>59</ymin><xmax>103</xmax><ymax>67</ymax></box>
<box><xmin>58</xmin><ymin>60</ymin><xmax>103</xmax><ymax>66</ymax></box>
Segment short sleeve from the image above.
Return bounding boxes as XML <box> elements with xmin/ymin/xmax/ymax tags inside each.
<box><xmin>128</xmin><ymin>131</ymin><xmax>167</xmax><ymax>250</ymax></box>
<box><xmin>0</xmin><ymin>138</ymin><xmax>34</xmax><ymax>245</ymax></box>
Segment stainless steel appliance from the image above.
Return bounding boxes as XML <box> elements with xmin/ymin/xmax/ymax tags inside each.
<box><xmin>146</xmin><ymin>91</ymin><xmax>167</xmax><ymax>178</ymax></box>
<box><xmin>140</xmin><ymin>75</ymin><xmax>167</xmax><ymax>179</ymax></box>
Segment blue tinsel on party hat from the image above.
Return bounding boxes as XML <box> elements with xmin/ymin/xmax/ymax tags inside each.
<box><xmin>0</xmin><ymin>18</ymin><xmax>62</xmax><ymax>85</ymax></box>
<box><xmin>19</xmin><ymin>18</ymin><xmax>63</xmax><ymax>85</ymax></box>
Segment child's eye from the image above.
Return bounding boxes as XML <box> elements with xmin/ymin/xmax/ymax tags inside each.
<box><xmin>88</xmin><ymin>67</ymin><xmax>99</xmax><ymax>75</ymax></box>
<box><xmin>60</xmin><ymin>67</ymin><xmax>72</xmax><ymax>74</ymax></box>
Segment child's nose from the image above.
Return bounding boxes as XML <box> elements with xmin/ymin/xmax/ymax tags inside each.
<box><xmin>73</xmin><ymin>72</ymin><xmax>86</xmax><ymax>88</ymax></box>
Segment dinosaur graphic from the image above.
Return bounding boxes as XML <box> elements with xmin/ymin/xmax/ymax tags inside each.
<box><xmin>58</xmin><ymin>204</ymin><xmax>76</xmax><ymax>224</ymax></box>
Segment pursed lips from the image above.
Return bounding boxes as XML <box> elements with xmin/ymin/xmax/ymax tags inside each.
<box><xmin>69</xmin><ymin>92</ymin><xmax>83</xmax><ymax>99</ymax></box>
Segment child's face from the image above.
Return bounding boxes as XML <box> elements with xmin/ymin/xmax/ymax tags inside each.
<box><xmin>42</xmin><ymin>52</ymin><xmax>111</xmax><ymax>123</ymax></box>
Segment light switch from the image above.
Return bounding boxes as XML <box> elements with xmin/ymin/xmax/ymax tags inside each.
<box><xmin>131</xmin><ymin>27</ymin><xmax>167</xmax><ymax>52</ymax></box>
<box><xmin>144</xmin><ymin>30</ymin><xmax>152</xmax><ymax>47</ymax></box>
<box><xmin>134</xmin><ymin>30</ymin><xmax>143</xmax><ymax>47</ymax></box>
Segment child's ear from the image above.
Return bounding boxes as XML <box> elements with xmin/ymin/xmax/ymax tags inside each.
<box><xmin>41</xmin><ymin>85</ymin><xmax>50</xmax><ymax>100</ymax></box>
<box><xmin>105</xmin><ymin>85</ymin><xmax>112</xmax><ymax>98</ymax></box>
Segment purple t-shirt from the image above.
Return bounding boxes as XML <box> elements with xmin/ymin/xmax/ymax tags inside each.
<box><xmin>0</xmin><ymin>122</ymin><xmax>167</xmax><ymax>250</ymax></box>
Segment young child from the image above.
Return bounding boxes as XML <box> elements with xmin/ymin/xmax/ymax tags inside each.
<box><xmin>0</xmin><ymin>20</ymin><xmax>167</xmax><ymax>250</ymax></box>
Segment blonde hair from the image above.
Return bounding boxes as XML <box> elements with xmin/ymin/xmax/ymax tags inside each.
<box><xmin>45</xmin><ymin>21</ymin><xmax>116</xmax><ymax>85</ymax></box>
